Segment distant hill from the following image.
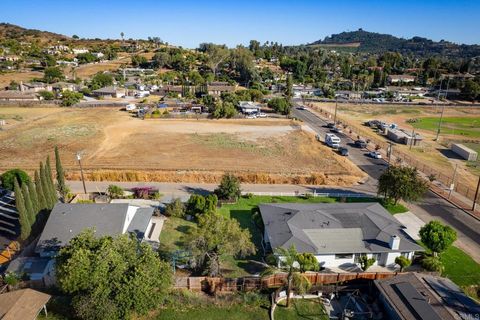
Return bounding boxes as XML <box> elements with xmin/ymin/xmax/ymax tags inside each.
<box><xmin>309</xmin><ymin>29</ymin><xmax>480</xmax><ymax>58</ymax></box>
<box><xmin>0</xmin><ymin>23</ymin><xmax>69</xmax><ymax>43</ymax></box>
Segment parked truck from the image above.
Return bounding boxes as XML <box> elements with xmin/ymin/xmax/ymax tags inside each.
<box><xmin>325</xmin><ymin>133</ymin><xmax>341</xmax><ymax>149</ymax></box>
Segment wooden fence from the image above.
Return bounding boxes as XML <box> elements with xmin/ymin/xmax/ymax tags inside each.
<box><xmin>174</xmin><ymin>272</ymin><xmax>401</xmax><ymax>293</ymax></box>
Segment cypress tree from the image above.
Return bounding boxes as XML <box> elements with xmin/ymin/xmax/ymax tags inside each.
<box><xmin>40</xmin><ymin>162</ymin><xmax>53</xmax><ymax>209</ymax></box>
<box><xmin>35</xmin><ymin>170</ymin><xmax>47</xmax><ymax>211</ymax></box>
<box><xmin>46</xmin><ymin>156</ymin><xmax>58</xmax><ymax>206</ymax></box>
<box><xmin>21</xmin><ymin>183</ymin><xmax>35</xmax><ymax>227</ymax></box>
<box><xmin>27</xmin><ymin>178</ymin><xmax>39</xmax><ymax>213</ymax></box>
<box><xmin>14</xmin><ymin>179</ymin><xmax>30</xmax><ymax>240</ymax></box>
<box><xmin>55</xmin><ymin>146</ymin><xmax>68</xmax><ymax>202</ymax></box>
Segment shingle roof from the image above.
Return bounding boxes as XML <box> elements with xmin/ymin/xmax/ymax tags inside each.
<box><xmin>259</xmin><ymin>202</ymin><xmax>423</xmax><ymax>254</ymax></box>
<box><xmin>0</xmin><ymin>289</ymin><xmax>51</xmax><ymax>320</ymax></box>
<box><xmin>36</xmin><ymin>203</ymin><xmax>130</xmax><ymax>253</ymax></box>
<box><xmin>127</xmin><ymin>207</ymin><xmax>154</xmax><ymax>239</ymax></box>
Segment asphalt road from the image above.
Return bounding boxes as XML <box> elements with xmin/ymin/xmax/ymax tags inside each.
<box><xmin>293</xmin><ymin>101</ymin><xmax>480</xmax><ymax>262</ymax></box>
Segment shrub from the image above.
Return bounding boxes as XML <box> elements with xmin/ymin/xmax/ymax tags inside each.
<box><xmin>421</xmin><ymin>255</ymin><xmax>443</xmax><ymax>272</ymax></box>
<box><xmin>165</xmin><ymin>198</ymin><xmax>185</xmax><ymax>218</ymax></box>
<box><xmin>359</xmin><ymin>256</ymin><xmax>376</xmax><ymax>271</ymax></box>
<box><xmin>265</xmin><ymin>253</ymin><xmax>277</xmax><ymax>266</ymax></box>
<box><xmin>214</xmin><ymin>173</ymin><xmax>241</xmax><ymax>201</ymax></box>
<box><xmin>3</xmin><ymin>272</ymin><xmax>21</xmax><ymax>286</ymax></box>
<box><xmin>297</xmin><ymin>252</ymin><xmax>319</xmax><ymax>272</ymax></box>
<box><xmin>186</xmin><ymin>194</ymin><xmax>206</xmax><ymax>216</ymax></box>
<box><xmin>243</xmin><ymin>192</ymin><xmax>254</xmax><ymax>199</ymax></box>
<box><xmin>107</xmin><ymin>184</ymin><xmax>124</xmax><ymax>199</ymax></box>
<box><xmin>395</xmin><ymin>256</ymin><xmax>411</xmax><ymax>272</ymax></box>
<box><xmin>1</xmin><ymin>169</ymin><xmax>30</xmax><ymax>191</ymax></box>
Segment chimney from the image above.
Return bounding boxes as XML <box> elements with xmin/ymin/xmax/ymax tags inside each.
<box><xmin>389</xmin><ymin>235</ymin><xmax>400</xmax><ymax>250</ymax></box>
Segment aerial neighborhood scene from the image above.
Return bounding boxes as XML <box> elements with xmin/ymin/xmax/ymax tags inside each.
<box><xmin>1</xmin><ymin>1</ymin><xmax>480</xmax><ymax>319</ymax></box>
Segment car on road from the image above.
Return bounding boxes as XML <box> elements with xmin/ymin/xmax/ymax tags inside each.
<box><xmin>338</xmin><ymin>147</ymin><xmax>349</xmax><ymax>156</ymax></box>
<box><xmin>354</xmin><ymin>140</ymin><xmax>367</xmax><ymax>148</ymax></box>
<box><xmin>331</xmin><ymin>126</ymin><xmax>343</xmax><ymax>133</ymax></box>
<box><xmin>367</xmin><ymin>151</ymin><xmax>382</xmax><ymax>159</ymax></box>
<box><xmin>296</xmin><ymin>106</ymin><xmax>306</xmax><ymax>110</ymax></box>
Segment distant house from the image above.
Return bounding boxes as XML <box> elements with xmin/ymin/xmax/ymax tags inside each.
<box><xmin>92</xmin><ymin>85</ymin><xmax>126</xmax><ymax>98</ymax></box>
<box><xmin>0</xmin><ymin>289</ymin><xmax>51</xmax><ymax>320</ymax></box>
<box><xmin>293</xmin><ymin>85</ymin><xmax>322</xmax><ymax>97</ymax></box>
<box><xmin>153</xmin><ymin>85</ymin><xmax>184</xmax><ymax>97</ymax></box>
<box><xmin>51</xmin><ymin>82</ymin><xmax>80</xmax><ymax>93</ymax></box>
<box><xmin>72</xmin><ymin>48</ymin><xmax>89</xmax><ymax>54</ymax></box>
<box><xmin>20</xmin><ymin>82</ymin><xmax>52</xmax><ymax>93</ymax></box>
<box><xmin>35</xmin><ymin>203</ymin><xmax>163</xmax><ymax>257</ymax></box>
<box><xmin>259</xmin><ymin>203</ymin><xmax>423</xmax><ymax>269</ymax></box>
<box><xmin>375</xmin><ymin>273</ymin><xmax>480</xmax><ymax>320</ymax></box>
<box><xmin>335</xmin><ymin>90</ymin><xmax>362</xmax><ymax>100</ymax></box>
<box><xmin>0</xmin><ymin>90</ymin><xmax>39</xmax><ymax>101</ymax></box>
<box><xmin>387</xmin><ymin>75</ymin><xmax>416</xmax><ymax>84</ymax></box>
<box><xmin>207</xmin><ymin>81</ymin><xmax>236</xmax><ymax>96</ymax></box>
<box><xmin>92</xmin><ymin>52</ymin><xmax>104</xmax><ymax>59</ymax></box>
<box><xmin>238</xmin><ymin>101</ymin><xmax>261</xmax><ymax>114</ymax></box>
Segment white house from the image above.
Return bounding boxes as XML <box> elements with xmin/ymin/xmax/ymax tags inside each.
<box><xmin>72</xmin><ymin>48</ymin><xmax>89</xmax><ymax>54</ymax></box>
<box><xmin>259</xmin><ymin>203</ymin><xmax>423</xmax><ymax>269</ymax></box>
<box><xmin>35</xmin><ymin>203</ymin><xmax>163</xmax><ymax>257</ymax></box>
<box><xmin>238</xmin><ymin>101</ymin><xmax>261</xmax><ymax>114</ymax></box>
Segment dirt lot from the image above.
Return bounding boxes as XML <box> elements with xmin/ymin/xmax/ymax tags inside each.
<box><xmin>0</xmin><ymin>106</ymin><xmax>364</xmax><ymax>185</ymax></box>
<box><xmin>308</xmin><ymin>102</ymin><xmax>480</xmax><ymax>192</ymax></box>
<box><xmin>0</xmin><ymin>70</ymin><xmax>43</xmax><ymax>89</ymax></box>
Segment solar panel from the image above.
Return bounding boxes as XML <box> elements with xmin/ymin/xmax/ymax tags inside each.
<box><xmin>393</xmin><ymin>282</ymin><xmax>442</xmax><ymax>320</ymax></box>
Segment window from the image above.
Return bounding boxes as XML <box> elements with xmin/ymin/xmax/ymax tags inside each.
<box><xmin>354</xmin><ymin>253</ymin><xmax>366</xmax><ymax>263</ymax></box>
<box><xmin>401</xmin><ymin>252</ymin><xmax>410</xmax><ymax>258</ymax></box>
<box><xmin>372</xmin><ymin>253</ymin><xmax>381</xmax><ymax>261</ymax></box>
<box><xmin>335</xmin><ymin>254</ymin><xmax>353</xmax><ymax>260</ymax></box>
<box><xmin>147</xmin><ymin>223</ymin><xmax>156</xmax><ymax>239</ymax></box>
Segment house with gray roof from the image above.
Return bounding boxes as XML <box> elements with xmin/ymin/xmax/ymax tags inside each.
<box><xmin>35</xmin><ymin>203</ymin><xmax>162</xmax><ymax>257</ymax></box>
<box><xmin>259</xmin><ymin>203</ymin><xmax>423</xmax><ymax>269</ymax></box>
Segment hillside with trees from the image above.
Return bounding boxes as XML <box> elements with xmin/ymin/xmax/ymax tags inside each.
<box><xmin>309</xmin><ymin>28</ymin><xmax>480</xmax><ymax>58</ymax></box>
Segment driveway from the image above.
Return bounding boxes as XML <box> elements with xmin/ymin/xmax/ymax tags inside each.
<box><xmin>394</xmin><ymin>212</ymin><xmax>425</xmax><ymax>241</ymax></box>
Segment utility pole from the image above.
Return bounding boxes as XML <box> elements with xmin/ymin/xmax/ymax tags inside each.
<box><xmin>333</xmin><ymin>99</ymin><xmax>338</xmax><ymax>124</ymax></box>
<box><xmin>387</xmin><ymin>143</ymin><xmax>393</xmax><ymax>166</ymax></box>
<box><xmin>76</xmin><ymin>152</ymin><xmax>87</xmax><ymax>194</ymax></box>
<box><xmin>448</xmin><ymin>164</ymin><xmax>458</xmax><ymax>199</ymax></box>
<box><xmin>409</xmin><ymin>129</ymin><xmax>415</xmax><ymax>150</ymax></box>
<box><xmin>435</xmin><ymin>76</ymin><xmax>450</xmax><ymax>141</ymax></box>
<box><xmin>473</xmin><ymin>176</ymin><xmax>480</xmax><ymax>212</ymax></box>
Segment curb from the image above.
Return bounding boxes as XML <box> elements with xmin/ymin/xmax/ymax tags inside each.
<box><xmin>429</xmin><ymin>188</ymin><xmax>480</xmax><ymax>223</ymax></box>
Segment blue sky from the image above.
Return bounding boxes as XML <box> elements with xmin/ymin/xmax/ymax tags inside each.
<box><xmin>1</xmin><ymin>0</ymin><xmax>478</xmax><ymax>48</ymax></box>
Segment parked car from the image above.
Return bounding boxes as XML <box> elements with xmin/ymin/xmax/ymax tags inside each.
<box><xmin>326</xmin><ymin>122</ymin><xmax>335</xmax><ymax>128</ymax></box>
<box><xmin>296</xmin><ymin>106</ymin><xmax>306</xmax><ymax>110</ymax></box>
<box><xmin>257</xmin><ymin>112</ymin><xmax>267</xmax><ymax>118</ymax></box>
<box><xmin>338</xmin><ymin>147</ymin><xmax>349</xmax><ymax>156</ymax></box>
<box><xmin>367</xmin><ymin>151</ymin><xmax>382</xmax><ymax>159</ymax></box>
<box><xmin>331</xmin><ymin>126</ymin><xmax>343</xmax><ymax>133</ymax></box>
<box><xmin>245</xmin><ymin>114</ymin><xmax>257</xmax><ymax>119</ymax></box>
<box><xmin>354</xmin><ymin>140</ymin><xmax>367</xmax><ymax>148</ymax></box>
<box><xmin>125</xmin><ymin>104</ymin><xmax>137</xmax><ymax>111</ymax></box>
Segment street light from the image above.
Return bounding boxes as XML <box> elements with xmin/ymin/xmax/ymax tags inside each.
<box><xmin>76</xmin><ymin>152</ymin><xmax>87</xmax><ymax>194</ymax></box>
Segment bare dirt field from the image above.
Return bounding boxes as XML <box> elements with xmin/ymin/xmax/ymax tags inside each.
<box><xmin>308</xmin><ymin>102</ymin><xmax>480</xmax><ymax>192</ymax></box>
<box><xmin>0</xmin><ymin>106</ymin><xmax>365</xmax><ymax>185</ymax></box>
<box><xmin>0</xmin><ymin>70</ymin><xmax>43</xmax><ymax>89</ymax></box>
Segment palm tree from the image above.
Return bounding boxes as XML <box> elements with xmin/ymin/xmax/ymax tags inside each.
<box><xmin>120</xmin><ymin>32</ymin><xmax>125</xmax><ymax>44</ymax></box>
<box><xmin>262</xmin><ymin>245</ymin><xmax>311</xmax><ymax>308</ymax></box>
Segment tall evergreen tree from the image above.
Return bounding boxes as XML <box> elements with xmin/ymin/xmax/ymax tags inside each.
<box><xmin>34</xmin><ymin>170</ymin><xmax>47</xmax><ymax>211</ymax></box>
<box><xmin>40</xmin><ymin>162</ymin><xmax>54</xmax><ymax>209</ymax></box>
<box><xmin>14</xmin><ymin>179</ymin><xmax>30</xmax><ymax>240</ymax></box>
<box><xmin>55</xmin><ymin>146</ymin><xmax>68</xmax><ymax>202</ymax></box>
<box><xmin>21</xmin><ymin>183</ymin><xmax>35</xmax><ymax>227</ymax></box>
<box><xmin>27</xmin><ymin>179</ymin><xmax>39</xmax><ymax>214</ymax></box>
<box><xmin>46</xmin><ymin>156</ymin><xmax>58</xmax><ymax>205</ymax></box>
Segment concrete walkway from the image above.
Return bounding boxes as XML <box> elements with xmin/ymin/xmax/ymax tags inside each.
<box><xmin>394</xmin><ymin>212</ymin><xmax>425</xmax><ymax>241</ymax></box>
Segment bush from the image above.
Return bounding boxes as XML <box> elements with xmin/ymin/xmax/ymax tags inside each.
<box><xmin>421</xmin><ymin>255</ymin><xmax>444</xmax><ymax>272</ymax></box>
<box><xmin>3</xmin><ymin>272</ymin><xmax>21</xmax><ymax>286</ymax></box>
<box><xmin>107</xmin><ymin>184</ymin><xmax>124</xmax><ymax>199</ymax></box>
<box><xmin>1</xmin><ymin>169</ymin><xmax>31</xmax><ymax>191</ymax></box>
<box><xmin>243</xmin><ymin>192</ymin><xmax>254</xmax><ymax>199</ymax></box>
<box><xmin>297</xmin><ymin>252</ymin><xmax>319</xmax><ymax>272</ymax></box>
<box><xmin>165</xmin><ymin>198</ymin><xmax>185</xmax><ymax>218</ymax></box>
<box><xmin>265</xmin><ymin>253</ymin><xmax>277</xmax><ymax>266</ymax></box>
<box><xmin>214</xmin><ymin>174</ymin><xmax>241</xmax><ymax>201</ymax></box>
<box><xmin>395</xmin><ymin>256</ymin><xmax>411</xmax><ymax>272</ymax></box>
<box><xmin>359</xmin><ymin>256</ymin><xmax>376</xmax><ymax>271</ymax></box>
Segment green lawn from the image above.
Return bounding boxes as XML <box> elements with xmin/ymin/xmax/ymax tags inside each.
<box><xmin>274</xmin><ymin>298</ymin><xmax>329</xmax><ymax>320</ymax></box>
<box><xmin>411</xmin><ymin>116</ymin><xmax>480</xmax><ymax>138</ymax></box>
<box><xmin>440</xmin><ymin>245</ymin><xmax>480</xmax><ymax>287</ymax></box>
